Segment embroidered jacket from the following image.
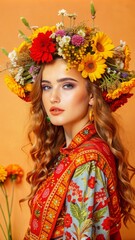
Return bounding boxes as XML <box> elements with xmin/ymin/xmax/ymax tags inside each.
<box><xmin>24</xmin><ymin>124</ymin><xmax>122</xmax><ymax>240</ymax></box>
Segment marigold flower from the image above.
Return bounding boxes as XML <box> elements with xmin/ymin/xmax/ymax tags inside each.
<box><xmin>107</xmin><ymin>78</ymin><xmax>135</xmax><ymax>100</ymax></box>
<box><xmin>30</xmin><ymin>31</ymin><xmax>56</xmax><ymax>63</ymax></box>
<box><xmin>124</xmin><ymin>45</ymin><xmax>131</xmax><ymax>70</ymax></box>
<box><xmin>6</xmin><ymin>164</ymin><xmax>24</xmax><ymax>183</ymax></box>
<box><xmin>24</xmin><ymin>83</ymin><xmax>33</xmax><ymax>92</ymax></box>
<box><xmin>0</xmin><ymin>165</ymin><xmax>7</xmax><ymax>183</ymax></box>
<box><xmin>0</xmin><ymin>163</ymin><xmax>24</xmax><ymax>238</ymax></box>
<box><xmin>4</xmin><ymin>75</ymin><xmax>25</xmax><ymax>99</ymax></box>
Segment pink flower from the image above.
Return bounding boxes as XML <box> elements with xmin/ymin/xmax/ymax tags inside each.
<box><xmin>55</xmin><ymin>30</ymin><xmax>66</xmax><ymax>37</ymax></box>
<box><xmin>71</xmin><ymin>34</ymin><xmax>85</xmax><ymax>46</ymax></box>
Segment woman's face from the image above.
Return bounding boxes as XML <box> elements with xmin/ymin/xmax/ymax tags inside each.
<box><xmin>42</xmin><ymin>58</ymin><xmax>91</xmax><ymax>132</ymax></box>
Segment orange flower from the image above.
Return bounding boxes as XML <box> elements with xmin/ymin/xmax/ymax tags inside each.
<box><xmin>5</xmin><ymin>164</ymin><xmax>24</xmax><ymax>183</ymax></box>
<box><xmin>124</xmin><ymin>45</ymin><xmax>131</xmax><ymax>70</ymax></box>
<box><xmin>0</xmin><ymin>165</ymin><xmax>7</xmax><ymax>183</ymax></box>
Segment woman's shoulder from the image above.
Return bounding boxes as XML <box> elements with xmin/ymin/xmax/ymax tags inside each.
<box><xmin>71</xmin><ymin>137</ymin><xmax>116</xmax><ymax>178</ymax></box>
<box><xmin>72</xmin><ymin>136</ymin><xmax>114</xmax><ymax>162</ymax></box>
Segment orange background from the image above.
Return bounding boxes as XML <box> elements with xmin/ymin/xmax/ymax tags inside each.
<box><xmin>0</xmin><ymin>0</ymin><xmax>135</xmax><ymax>239</ymax></box>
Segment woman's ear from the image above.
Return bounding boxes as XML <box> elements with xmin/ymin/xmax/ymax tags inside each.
<box><xmin>89</xmin><ymin>94</ymin><xmax>94</xmax><ymax>106</ymax></box>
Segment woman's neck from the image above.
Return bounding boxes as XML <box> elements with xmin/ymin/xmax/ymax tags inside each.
<box><xmin>63</xmin><ymin>119</ymin><xmax>90</xmax><ymax>147</ymax></box>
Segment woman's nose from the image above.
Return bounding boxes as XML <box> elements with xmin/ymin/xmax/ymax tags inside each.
<box><xmin>50</xmin><ymin>89</ymin><xmax>60</xmax><ymax>103</ymax></box>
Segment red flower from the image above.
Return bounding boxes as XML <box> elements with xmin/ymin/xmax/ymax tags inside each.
<box><xmin>64</xmin><ymin>213</ymin><xmax>72</xmax><ymax>228</ymax></box>
<box><xmin>101</xmin><ymin>217</ymin><xmax>110</xmax><ymax>230</ymax></box>
<box><xmin>65</xmin><ymin>231</ymin><xmax>72</xmax><ymax>240</ymax></box>
<box><xmin>67</xmin><ymin>194</ymin><xmax>71</xmax><ymax>202</ymax></box>
<box><xmin>95</xmin><ymin>200</ymin><xmax>107</xmax><ymax>211</ymax></box>
<box><xmin>96</xmin><ymin>234</ymin><xmax>105</xmax><ymax>240</ymax></box>
<box><xmin>102</xmin><ymin>91</ymin><xmax>133</xmax><ymax>112</ymax></box>
<box><xmin>30</xmin><ymin>31</ymin><xmax>56</xmax><ymax>63</ymax></box>
<box><xmin>88</xmin><ymin>176</ymin><xmax>95</xmax><ymax>189</ymax></box>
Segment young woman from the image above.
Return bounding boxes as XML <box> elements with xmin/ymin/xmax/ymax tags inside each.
<box><xmin>3</xmin><ymin>8</ymin><xmax>135</xmax><ymax>240</ymax></box>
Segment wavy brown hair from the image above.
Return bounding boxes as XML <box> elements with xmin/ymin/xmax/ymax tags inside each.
<box><xmin>26</xmin><ymin>63</ymin><xmax>135</xmax><ymax>226</ymax></box>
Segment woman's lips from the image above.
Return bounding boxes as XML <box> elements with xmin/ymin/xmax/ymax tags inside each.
<box><xmin>49</xmin><ymin>107</ymin><xmax>64</xmax><ymax>116</ymax></box>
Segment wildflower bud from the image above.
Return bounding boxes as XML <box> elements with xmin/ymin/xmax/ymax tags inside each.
<box><xmin>90</xmin><ymin>1</ymin><xmax>96</xmax><ymax>18</ymax></box>
<box><xmin>1</xmin><ymin>48</ymin><xmax>8</xmax><ymax>56</ymax></box>
<box><xmin>20</xmin><ymin>17</ymin><xmax>31</xmax><ymax>30</ymax></box>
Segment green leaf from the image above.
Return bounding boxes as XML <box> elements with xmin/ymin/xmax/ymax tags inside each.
<box><xmin>20</xmin><ymin>17</ymin><xmax>31</xmax><ymax>30</ymax></box>
<box><xmin>93</xmin><ymin>206</ymin><xmax>107</xmax><ymax>222</ymax></box>
<box><xmin>74</xmin><ymin>162</ymin><xmax>91</xmax><ymax>178</ymax></box>
<box><xmin>1</xmin><ymin>48</ymin><xmax>8</xmax><ymax>56</ymax></box>
<box><xmin>70</xmin><ymin>202</ymin><xmax>81</xmax><ymax>221</ymax></box>
<box><xmin>74</xmin><ymin>164</ymin><xmax>87</xmax><ymax>178</ymax></box>
<box><xmin>80</xmin><ymin>208</ymin><xmax>87</xmax><ymax>223</ymax></box>
<box><xmin>18</xmin><ymin>30</ymin><xmax>31</xmax><ymax>43</ymax></box>
<box><xmin>80</xmin><ymin>219</ymin><xmax>93</xmax><ymax>234</ymax></box>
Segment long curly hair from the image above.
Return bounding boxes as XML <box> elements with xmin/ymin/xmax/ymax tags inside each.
<box><xmin>26</xmin><ymin>63</ymin><xmax>135</xmax><ymax>226</ymax></box>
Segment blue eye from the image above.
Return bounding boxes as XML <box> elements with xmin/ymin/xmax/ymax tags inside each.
<box><xmin>42</xmin><ymin>85</ymin><xmax>51</xmax><ymax>91</ymax></box>
<box><xmin>63</xmin><ymin>83</ymin><xmax>74</xmax><ymax>89</ymax></box>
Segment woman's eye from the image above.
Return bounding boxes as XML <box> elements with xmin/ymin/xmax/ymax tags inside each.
<box><xmin>42</xmin><ymin>85</ymin><xmax>51</xmax><ymax>91</ymax></box>
<box><xmin>63</xmin><ymin>83</ymin><xmax>74</xmax><ymax>89</ymax></box>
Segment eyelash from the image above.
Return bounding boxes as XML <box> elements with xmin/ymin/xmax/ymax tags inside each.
<box><xmin>42</xmin><ymin>85</ymin><xmax>51</xmax><ymax>91</ymax></box>
<box><xmin>63</xmin><ymin>83</ymin><xmax>74</xmax><ymax>89</ymax></box>
<box><xmin>42</xmin><ymin>83</ymin><xmax>75</xmax><ymax>91</ymax></box>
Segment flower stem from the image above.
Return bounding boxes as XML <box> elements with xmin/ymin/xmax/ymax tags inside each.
<box><xmin>3</xmin><ymin>185</ymin><xmax>12</xmax><ymax>240</ymax></box>
<box><xmin>8</xmin><ymin>181</ymin><xmax>15</xmax><ymax>240</ymax></box>
<box><xmin>0</xmin><ymin>203</ymin><xmax>8</xmax><ymax>231</ymax></box>
<box><xmin>0</xmin><ymin>223</ymin><xmax>8</xmax><ymax>240</ymax></box>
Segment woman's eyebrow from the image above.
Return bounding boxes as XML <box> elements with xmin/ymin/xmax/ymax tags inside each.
<box><xmin>41</xmin><ymin>77</ymin><xmax>78</xmax><ymax>83</ymax></box>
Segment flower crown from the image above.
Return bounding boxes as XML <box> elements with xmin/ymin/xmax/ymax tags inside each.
<box><xmin>2</xmin><ymin>4</ymin><xmax>135</xmax><ymax>111</ymax></box>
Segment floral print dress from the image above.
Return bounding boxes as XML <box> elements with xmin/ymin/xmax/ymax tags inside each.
<box><xmin>24</xmin><ymin>124</ymin><xmax>122</xmax><ymax>240</ymax></box>
<box><xmin>63</xmin><ymin>161</ymin><xmax>120</xmax><ymax>240</ymax></box>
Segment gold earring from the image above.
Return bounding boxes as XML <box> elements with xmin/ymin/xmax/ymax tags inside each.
<box><xmin>89</xmin><ymin>108</ymin><xmax>94</xmax><ymax>122</ymax></box>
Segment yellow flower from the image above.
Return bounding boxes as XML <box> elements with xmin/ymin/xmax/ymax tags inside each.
<box><xmin>0</xmin><ymin>165</ymin><xmax>7</xmax><ymax>183</ymax></box>
<box><xmin>121</xmin><ymin>78</ymin><xmax>135</xmax><ymax>91</ymax></box>
<box><xmin>91</xmin><ymin>32</ymin><xmax>114</xmax><ymax>59</ymax></box>
<box><xmin>124</xmin><ymin>45</ymin><xmax>131</xmax><ymax>70</ymax></box>
<box><xmin>4</xmin><ymin>75</ymin><xmax>25</xmax><ymax>99</ymax></box>
<box><xmin>78</xmin><ymin>53</ymin><xmax>106</xmax><ymax>82</ymax></box>
<box><xmin>24</xmin><ymin>83</ymin><xmax>33</xmax><ymax>92</ymax></box>
<box><xmin>31</xmin><ymin>26</ymin><xmax>56</xmax><ymax>40</ymax></box>
<box><xmin>17</xmin><ymin>41</ymin><xmax>31</xmax><ymax>53</ymax></box>
<box><xmin>107</xmin><ymin>78</ymin><xmax>135</xmax><ymax>99</ymax></box>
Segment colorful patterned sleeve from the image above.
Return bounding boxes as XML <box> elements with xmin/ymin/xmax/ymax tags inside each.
<box><xmin>63</xmin><ymin>160</ymin><xmax>111</xmax><ymax>240</ymax></box>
